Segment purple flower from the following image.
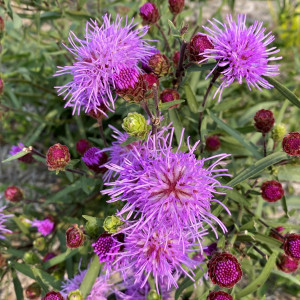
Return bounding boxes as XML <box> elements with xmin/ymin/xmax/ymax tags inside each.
<box><xmin>31</xmin><ymin>218</ymin><xmax>54</xmax><ymax>236</ymax></box>
<box><xmin>203</xmin><ymin>14</ymin><xmax>281</xmax><ymax>100</ymax></box>
<box><xmin>9</xmin><ymin>143</ymin><xmax>34</xmax><ymax>163</ymax></box>
<box><xmin>9</xmin><ymin>143</ymin><xmax>25</xmax><ymax>156</ymax></box>
<box><xmin>103</xmin><ymin>127</ymin><xmax>231</xmax><ymax>241</ymax></box>
<box><xmin>0</xmin><ymin>206</ymin><xmax>13</xmax><ymax>239</ymax></box>
<box><xmin>82</xmin><ymin>147</ymin><xmax>108</xmax><ymax>173</ymax></box>
<box><xmin>55</xmin><ymin>14</ymin><xmax>155</xmax><ymax>116</ymax></box>
<box><xmin>113</xmin><ymin>223</ymin><xmax>202</xmax><ymax>292</ymax></box>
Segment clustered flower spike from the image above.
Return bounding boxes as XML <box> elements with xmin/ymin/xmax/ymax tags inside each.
<box><xmin>284</xmin><ymin>233</ymin><xmax>300</xmax><ymax>260</ymax></box>
<box><xmin>282</xmin><ymin>132</ymin><xmax>300</xmax><ymax>156</ymax></box>
<box><xmin>9</xmin><ymin>143</ymin><xmax>35</xmax><ymax>163</ymax></box>
<box><xmin>55</xmin><ymin>14</ymin><xmax>155</xmax><ymax>115</ymax></box>
<box><xmin>254</xmin><ymin>109</ymin><xmax>275</xmax><ymax>133</ymax></box>
<box><xmin>31</xmin><ymin>218</ymin><xmax>55</xmax><ymax>236</ymax></box>
<box><xmin>203</xmin><ymin>14</ymin><xmax>281</xmax><ymax>101</ymax></box>
<box><xmin>207</xmin><ymin>291</ymin><xmax>233</xmax><ymax>300</ymax></box>
<box><xmin>261</xmin><ymin>180</ymin><xmax>284</xmax><ymax>202</ymax></box>
<box><xmin>208</xmin><ymin>252</ymin><xmax>242</xmax><ymax>288</ymax></box>
<box><xmin>82</xmin><ymin>147</ymin><xmax>108</xmax><ymax>173</ymax></box>
<box><xmin>0</xmin><ymin>206</ymin><xmax>13</xmax><ymax>239</ymax></box>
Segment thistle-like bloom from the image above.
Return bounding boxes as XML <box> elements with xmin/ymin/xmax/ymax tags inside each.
<box><xmin>31</xmin><ymin>218</ymin><xmax>55</xmax><ymax>236</ymax></box>
<box><xmin>82</xmin><ymin>147</ymin><xmax>108</xmax><ymax>173</ymax></box>
<box><xmin>114</xmin><ymin>223</ymin><xmax>203</xmax><ymax>292</ymax></box>
<box><xmin>103</xmin><ymin>127</ymin><xmax>231</xmax><ymax>240</ymax></box>
<box><xmin>55</xmin><ymin>14</ymin><xmax>155</xmax><ymax>115</ymax></box>
<box><xmin>0</xmin><ymin>206</ymin><xmax>13</xmax><ymax>239</ymax></box>
<box><xmin>203</xmin><ymin>14</ymin><xmax>281</xmax><ymax>100</ymax></box>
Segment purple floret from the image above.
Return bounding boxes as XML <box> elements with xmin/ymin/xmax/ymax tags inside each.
<box><xmin>202</xmin><ymin>14</ymin><xmax>281</xmax><ymax>100</ymax></box>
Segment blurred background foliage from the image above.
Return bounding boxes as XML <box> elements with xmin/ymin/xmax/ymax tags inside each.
<box><xmin>0</xmin><ymin>0</ymin><xmax>300</xmax><ymax>299</ymax></box>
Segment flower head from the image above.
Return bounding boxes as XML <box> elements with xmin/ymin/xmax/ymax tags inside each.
<box><xmin>208</xmin><ymin>252</ymin><xmax>242</xmax><ymax>288</ymax></box>
<box><xmin>42</xmin><ymin>291</ymin><xmax>64</xmax><ymax>300</ymax></box>
<box><xmin>122</xmin><ymin>113</ymin><xmax>148</xmax><ymax>139</ymax></box>
<box><xmin>82</xmin><ymin>147</ymin><xmax>108</xmax><ymax>173</ymax></box>
<box><xmin>66</xmin><ymin>224</ymin><xmax>85</xmax><ymax>248</ymax></box>
<box><xmin>103</xmin><ymin>127</ymin><xmax>231</xmax><ymax>241</ymax></box>
<box><xmin>4</xmin><ymin>186</ymin><xmax>23</xmax><ymax>203</ymax></box>
<box><xmin>31</xmin><ymin>218</ymin><xmax>55</xmax><ymax>236</ymax></box>
<box><xmin>207</xmin><ymin>291</ymin><xmax>233</xmax><ymax>300</ymax></box>
<box><xmin>0</xmin><ymin>206</ymin><xmax>13</xmax><ymax>239</ymax></box>
<box><xmin>55</xmin><ymin>14</ymin><xmax>154</xmax><ymax>115</ymax></box>
<box><xmin>282</xmin><ymin>132</ymin><xmax>300</xmax><ymax>156</ymax></box>
<box><xmin>46</xmin><ymin>143</ymin><xmax>70</xmax><ymax>172</ymax></box>
<box><xmin>188</xmin><ymin>33</ymin><xmax>214</xmax><ymax>62</ymax></box>
<box><xmin>160</xmin><ymin>89</ymin><xmax>180</xmax><ymax>109</ymax></box>
<box><xmin>25</xmin><ymin>282</ymin><xmax>42</xmax><ymax>299</ymax></box>
<box><xmin>140</xmin><ymin>3</ymin><xmax>160</xmax><ymax>25</ymax></box>
<box><xmin>76</xmin><ymin>139</ymin><xmax>91</xmax><ymax>155</ymax></box>
<box><xmin>148</xmin><ymin>54</ymin><xmax>170</xmax><ymax>77</ymax></box>
<box><xmin>284</xmin><ymin>233</ymin><xmax>300</xmax><ymax>260</ymax></box>
<box><xmin>261</xmin><ymin>180</ymin><xmax>284</xmax><ymax>202</ymax></box>
<box><xmin>92</xmin><ymin>233</ymin><xmax>123</xmax><ymax>264</ymax></box>
<box><xmin>203</xmin><ymin>14</ymin><xmax>281</xmax><ymax>101</ymax></box>
<box><xmin>206</xmin><ymin>135</ymin><xmax>221</xmax><ymax>152</ymax></box>
<box><xmin>9</xmin><ymin>143</ymin><xmax>35</xmax><ymax>163</ymax></box>
<box><xmin>254</xmin><ymin>109</ymin><xmax>275</xmax><ymax>133</ymax></box>
<box><xmin>277</xmin><ymin>254</ymin><xmax>299</xmax><ymax>273</ymax></box>
<box><xmin>169</xmin><ymin>0</ymin><xmax>185</xmax><ymax>15</ymax></box>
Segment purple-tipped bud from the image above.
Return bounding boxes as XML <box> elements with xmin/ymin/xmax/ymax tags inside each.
<box><xmin>113</xmin><ymin>67</ymin><xmax>139</xmax><ymax>90</ymax></box>
<box><xmin>140</xmin><ymin>2</ymin><xmax>160</xmax><ymax>25</ymax></box>
<box><xmin>254</xmin><ymin>109</ymin><xmax>275</xmax><ymax>133</ymax></box>
<box><xmin>66</xmin><ymin>224</ymin><xmax>85</xmax><ymax>249</ymax></box>
<box><xmin>46</xmin><ymin>144</ymin><xmax>70</xmax><ymax>171</ymax></box>
<box><xmin>205</xmin><ymin>135</ymin><xmax>221</xmax><ymax>152</ymax></box>
<box><xmin>42</xmin><ymin>291</ymin><xmax>64</xmax><ymax>300</ymax></box>
<box><xmin>82</xmin><ymin>147</ymin><xmax>107</xmax><ymax>173</ymax></box>
<box><xmin>207</xmin><ymin>291</ymin><xmax>233</xmax><ymax>300</ymax></box>
<box><xmin>76</xmin><ymin>139</ymin><xmax>91</xmax><ymax>156</ymax></box>
<box><xmin>208</xmin><ymin>252</ymin><xmax>242</xmax><ymax>288</ymax></box>
<box><xmin>277</xmin><ymin>254</ymin><xmax>299</xmax><ymax>273</ymax></box>
<box><xmin>92</xmin><ymin>233</ymin><xmax>123</xmax><ymax>263</ymax></box>
<box><xmin>25</xmin><ymin>282</ymin><xmax>42</xmax><ymax>300</ymax></box>
<box><xmin>4</xmin><ymin>186</ymin><xmax>23</xmax><ymax>203</ymax></box>
<box><xmin>270</xmin><ymin>226</ymin><xmax>285</xmax><ymax>242</ymax></box>
<box><xmin>10</xmin><ymin>143</ymin><xmax>35</xmax><ymax>163</ymax></box>
<box><xmin>188</xmin><ymin>33</ymin><xmax>214</xmax><ymax>62</ymax></box>
<box><xmin>148</xmin><ymin>53</ymin><xmax>170</xmax><ymax>77</ymax></box>
<box><xmin>284</xmin><ymin>233</ymin><xmax>300</xmax><ymax>260</ymax></box>
<box><xmin>160</xmin><ymin>89</ymin><xmax>180</xmax><ymax>109</ymax></box>
<box><xmin>261</xmin><ymin>180</ymin><xmax>284</xmax><ymax>202</ymax></box>
<box><xmin>282</xmin><ymin>132</ymin><xmax>300</xmax><ymax>156</ymax></box>
<box><xmin>169</xmin><ymin>0</ymin><xmax>185</xmax><ymax>15</ymax></box>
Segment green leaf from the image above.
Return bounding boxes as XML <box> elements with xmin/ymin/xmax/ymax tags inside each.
<box><xmin>187</xmin><ymin>63</ymin><xmax>217</xmax><ymax>73</ymax></box>
<box><xmin>10</xmin><ymin>262</ymin><xmax>61</xmax><ymax>290</ymax></box>
<box><xmin>160</xmin><ymin>99</ymin><xmax>185</xmax><ymax>111</ymax></box>
<box><xmin>236</xmin><ymin>252</ymin><xmax>278</xmax><ymax>298</ymax></box>
<box><xmin>80</xmin><ymin>255</ymin><xmax>102</xmax><ymax>298</ymax></box>
<box><xmin>11</xmin><ymin>269</ymin><xmax>24</xmax><ymax>300</ymax></box>
<box><xmin>254</xmin><ymin>233</ymin><xmax>282</xmax><ymax>249</ymax></box>
<box><xmin>168</xmin><ymin>20</ymin><xmax>181</xmax><ymax>38</ymax></box>
<box><xmin>13</xmin><ymin>12</ymin><xmax>22</xmax><ymax>29</ymax></box>
<box><xmin>121</xmin><ymin>135</ymin><xmax>142</xmax><ymax>146</ymax></box>
<box><xmin>175</xmin><ymin>266</ymin><xmax>207</xmax><ymax>300</ymax></box>
<box><xmin>240</xmin><ymin>219</ymin><xmax>256</xmax><ymax>231</ymax></box>
<box><xmin>168</xmin><ymin>109</ymin><xmax>183</xmax><ymax>146</ymax></box>
<box><xmin>209</xmin><ymin>111</ymin><xmax>262</xmax><ymax>159</ymax></box>
<box><xmin>272</xmin><ymin>269</ymin><xmax>300</xmax><ymax>286</ymax></box>
<box><xmin>184</xmin><ymin>83</ymin><xmax>198</xmax><ymax>113</ymax></box>
<box><xmin>228</xmin><ymin>152</ymin><xmax>289</xmax><ymax>187</ymax></box>
<box><xmin>264</xmin><ymin>76</ymin><xmax>300</xmax><ymax>109</ymax></box>
<box><xmin>43</xmin><ymin>249</ymin><xmax>79</xmax><ymax>270</ymax></box>
<box><xmin>280</xmin><ymin>195</ymin><xmax>289</xmax><ymax>217</ymax></box>
<box><xmin>217</xmin><ymin>235</ymin><xmax>226</xmax><ymax>249</ymax></box>
<box><xmin>13</xmin><ymin>216</ymin><xmax>30</xmax><ymax>235</ymax></box>
<box><xmin>2</xmin><ymin>151</ymin><xmax>28</xmax><ymax>163</ymax></box>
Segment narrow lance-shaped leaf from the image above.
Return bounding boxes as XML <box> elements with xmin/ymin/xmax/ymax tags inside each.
<box><xmin>11</xmin><ymin>269</ymin><xmax>24</xmax><ymax>300</ymax></box>
<box><xmin>2</xmin><ymin>150</ymin><xmax>28</xmax><ymax>163</ymax></box>
<box><xmin>184</xmin><ymin>83</ymin><xmax>198</xmax><ymax>113</ymax></box>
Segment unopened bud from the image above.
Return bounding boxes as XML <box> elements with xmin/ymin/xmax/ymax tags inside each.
<box><xmin>103</xmin><ymin>215</ymin><xmax>123</xmax><ymax>233</ymax></box>
<box><xmin>25</xmin><ymin>282</ymin><xmax>42</xmax><ymax>300</ymax></box>
<box><xmin>140</xmin><ymin>2</ymin><xmax>160</xmax><ymax>25</ymax></box>
<box><xmin>68</xmin><ymin>290</ymin><xmax>83</xmax><ymax>300</ymax></box>
<box><xmin>23</xmin><ymin>252</ymin><xmax>40</xmax><ymax>265</ymax></box>
<box><xmin>122</xmin><ymin>113</ymin><xmax>148</xmax><ymax>139</ymax></box>
<box><xmin>46</xmin><ymin>143</ymin><xmax>70</xmax><ymax>172</ymax></box>
<box><xmin>188</xmin><ymin>33</ymin><xmax>214</xmax><ymax>62</ymax></box>
<box><xmin>160</xmin><ymin>89</ymin><xmax>180</xmax><ymax>109</ymax></box>
<box><xmin>272</xmin><ymin>123</ymin><xmax>286</xmax><ymax>142</ymax></box>
<box><xmin>33</xmin><ymin>237</ymin><xmax>46</xmax><ymax>251</ymax></box>
<box><xmin>147</xmin><ymin>290</ymin><xmax>162</xmax><ymax>300</ymax></box>
<box><xmin>66</xmin><ymin>224</ymin><xmax>85</xmax><ymax>248</ymax></box>
<box><xmin>148</xmin><ymin>54</ymin><xmax>170</xmax><ymax>77</ymax></box>
<box><xmin>169</xmin><ymin>0</ymin><xmax>185</xmax><ymax>15</ymax></box>
<box><xmin>254</xmin><ymin>109</ymin><xmax>275</xmax><ymax>133</ymax></box>
<box><xmin>4</xmin><ymin>186</ymin><xmax>23</xmax><ymax>202</ymax></box>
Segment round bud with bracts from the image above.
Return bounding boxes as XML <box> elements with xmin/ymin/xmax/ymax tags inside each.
<box><xmin>188</xmin><ymin>33</ymin><xmax>214</xmax><ymax>62</ymax></box>
<box><xmin>148</xmin><ymin>54</ymin><xmax>170</xmax><ymax>77</ymax></box>
<box><xmin>282</xmin><ymin>132</ymin><xmax>300</xmax><ymax>156</ymax></box>
<box><xmin>46</xmin><ymin>144</ymin><xmax>70</xmax><ymax>172</ymax></box>
<box><xmin>169</xmin><ymin>0</ymin><xmax>185</xmax><ymax>15</ymax></box>
<box><xmin>103</xmin><ymin>215</ymin><xmax>123</xmax><ymax>234</ymax></box>
<box><xmin>82</xmin><ymin>147</ymin><xmax>108</xmax><ymax>173</ymax></box>
<box><xmin>66</xmin><ymin>224</ymin><xmax>85</xmax><ymax>249</ymax></box>
<box><xmin>76</xmin><ymin>139</ymin><xmax>91</xmax><ymax>156</ymax></box>
<box><xmin>277</xmin><ymin>254</ymin><xmax>299</xmax><ymax>273</ymax></box>
<box><xmin>4</xmin><ymin>186</ymin><xmax>23</xmax><ymax>203</ymax></box>
<box><xmin>206</xmin><ymin>135</ymin><xmax>221</xmax><ymax>152</ymax></box>
<box><xmin>261</xmin><ymin>180</ymin><xmax>284</xmax><ymax>202</ymax></box>
<box><xmin>272</xmin><ymin>123</ymin><xmax>286</xmax><ymax>143</ymax></box>
<box><xmin>42</xmin><ymin>291</ymin><xmax>64</xmax><ymax>300</ymax></box>
<box><xmin>25</xmin><ymin>282</ymin><xmax>42</xmax><ymax>300</ymax></box>
<box><xmin>140</xmin><ymin>2</ymin><xmax>160</xmax><ymax>25</ymax></box>
<box><xmin>160</xmin><ymin>89</ymin><xmax>180</xmax><ymax>109</ymax></box>
<box><xmin>254</xmin><ymin>109</ymin><xmax>275</xmax><ymax>133</ymax></box>
<box><xmin>284</xmin><ymin>233</ymin><xmax>300</xmax><ymax>260</ymax></box>
<box><xmin>207</xmin><ymin>291</ymin><xmax>233</xmax><ymax>300</ymax></box>
<box><xmin>68</xmin><ymin>290</ymin><xmax>83</xmax><ymax>300</ymax></box>
<box><xmin>122</xmin><ymin>112</ymin><xmax>148</xmax><ymax>139</ymax></box>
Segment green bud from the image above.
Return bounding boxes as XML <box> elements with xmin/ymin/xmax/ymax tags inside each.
<box><xmin>19</xmin><ymin>216</ymin><xmax>31</xmax><ymax>228</ymax></box>
<box><xmin>122</xmin><ymin>112</ymin><xmax>148</xmax><ymax>139</ymax></box>
<box><xmin>270</xmin><ymin>166</ymin><xmax>279</xmax><ymax>176</ymax></box>
<box><xmin>23</xmin><ymin>252</ymin><xmax>40</xmax><ymax>265</ymax></box>
<box><xmin>147</xmin><ymin>290</ymin><xmax>162</xmax><ymax>300</ymax></box>
<box><xmin>103</xmin><ymin>215</ymin><xmax>123</xmax><ymax>233</ymax></box>
<box><xmin>85</xmin><ymin>220</ymin><xmax>101</xmax><ymax>238</ymax></box>
<box><xmin>33</xmin><ymin>237</ymin><xmax>46</xmax><ymax>251</ymax></box>
<box><xmin>68</xmin><ymin>290</ymin><xmax>83</xmax><ymax>300</ymax></box>
<box><xmin>272</xmin><ymin>123</ymin><xmax>286</xmax><ymax>142</ymax></box>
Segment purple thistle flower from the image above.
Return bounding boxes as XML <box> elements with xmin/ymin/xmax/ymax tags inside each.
<box><xmin>203</xmin><ymin>14</ymin><xmax>281</xmax><ymax>100</ymax></box>
<box><xmin>9</xmin><ymin>143</ymin><xmax>34</xmax><ymax>163</ymax></box>
<box><xmin>0</xmin><ymin>206</ymin><xmax>13</xmax><ymax>239</ymax></box>
<box><xmin>82</xmin><ymin>147</ymin><xmax>108</xmax><ymax>173</ymax></box>
<box><xmin>31</xmin><ymin>218</ymin><xmax>54</xmax><ymax>236</ymax></box>
<box><xmin>113</xmin><ymin>223</ymin><xmax>203</xmax><ymax>292</ymax></box>
<box><xmin>103</xmin><ymin>127</ymin><xmax>231</xmax><ymax>241</ymax></box>
<box><xmin>55</xmin><ymin>14</ymin><xmax>155</xmax><ymax>116</ymax></box>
